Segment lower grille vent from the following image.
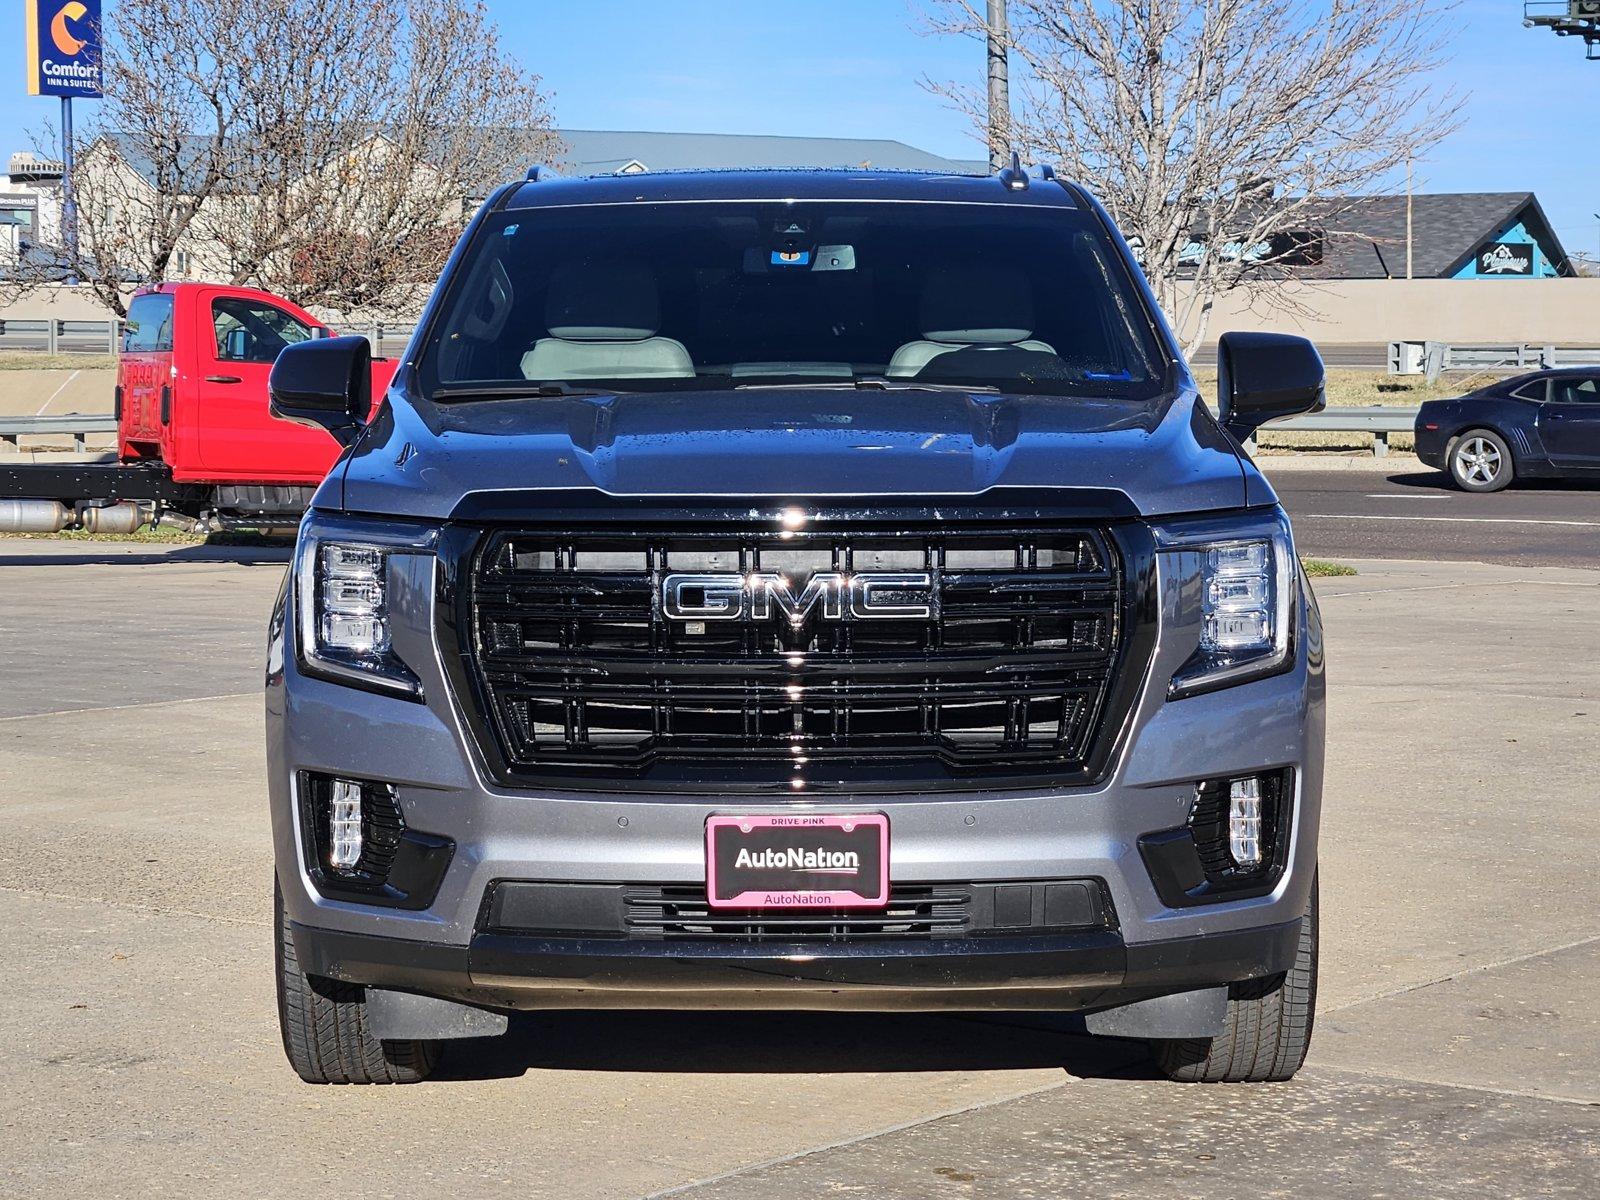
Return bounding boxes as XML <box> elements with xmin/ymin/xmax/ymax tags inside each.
<box><xmin>480</xmin><ymin>879</ymin><xmax>1115</xmax><ymax>943</ymax></box>
<box><xmin>626</xmin><ymin>885</ymin><xmax>970</xmax><ymax>941</ymax></box>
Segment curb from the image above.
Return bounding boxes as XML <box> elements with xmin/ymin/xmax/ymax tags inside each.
<box><xmin>1254</xmin><ymin>454</ymin><xmax>1424</xmax><ymax>474</ymax></box>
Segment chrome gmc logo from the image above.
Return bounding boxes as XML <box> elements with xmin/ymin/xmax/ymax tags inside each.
<box><xmin>661</xmin><ymin>572</ymin><xmax>935</xmax><ymax>623</ymax></box>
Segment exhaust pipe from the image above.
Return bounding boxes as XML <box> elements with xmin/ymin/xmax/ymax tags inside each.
<box><xmin>78</xmin><ymin>501</ymin><xmax>151</xmax><ymax>536</ymax></box>
<box><xmin>0</xmin><ymin>499</ymin><xmax>158</xmax><ymax>536</ymax></box>
<box><xmin>0</xmin><ymin>499</ymin><xmax>72</xmax><ymax>533</ymax></box>
<box><xmin>154</xmin><ymin>507</ymin><xmax>201</xmax><ymax>533</ymax></box>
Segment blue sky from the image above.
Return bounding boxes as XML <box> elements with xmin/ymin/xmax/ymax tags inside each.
<box><xmin>3</xmin><ymin>0</ymin><xmax>1594</xmax><ymax>256</ymax></box>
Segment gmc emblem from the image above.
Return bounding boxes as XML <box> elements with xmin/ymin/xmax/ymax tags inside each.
<box><xmin>661</xmin><ymin>571</ymin><xmax>935</xmax><ymax>623</ymax></box>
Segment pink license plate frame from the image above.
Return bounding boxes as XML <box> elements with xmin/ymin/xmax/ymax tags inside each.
<box><xmin>704</xmin><ymin>813</ymin><xmax>890</xmax><ymax>909</ymax></box>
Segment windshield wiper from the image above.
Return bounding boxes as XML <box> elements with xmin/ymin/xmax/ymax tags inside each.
<box><xmin>735</xmin><ymin>377</ymin><xmax>1001</xmax><ymax>394</ymax></box>
<box><xmin>431</xmin><ymin>382</ymin><xmax>610</xmax><ymax>402</ymax></box>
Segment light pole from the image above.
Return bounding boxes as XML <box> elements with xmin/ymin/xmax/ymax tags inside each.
<box><xmin>61</xmin><ymin>96</ymin><xmax>78</xmax><ymax>276</ymax></box>
<box><xmin>986</xmin><ymin>0</ymin><xmax>1010</xmax><ymax>172</ymax></box>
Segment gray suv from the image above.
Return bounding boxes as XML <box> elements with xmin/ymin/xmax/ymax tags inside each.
<box><xmin>266</xmin><ymin>166</ymin><xmax>1326</xmax><ymax>1085</ymax></box>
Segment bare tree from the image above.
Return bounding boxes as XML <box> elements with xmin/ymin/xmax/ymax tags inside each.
<box><xmin>12</xmin><ymin>0</ymin><xmax>240</xmax><ymax>314</ymax></box>
<box><xmin>194</xmin><ymin>0</ymin><xmax>560</xmax><ymax>316</ymax></box>
<box><xmin>926</xmin><ymin>0</ymin><xmax>1459</xmax><ymax>355</ymax></box>
<box><xmin>12</xmin><ymin>0</ymin><xmax>557</xmax><ymax>318</ymax></box>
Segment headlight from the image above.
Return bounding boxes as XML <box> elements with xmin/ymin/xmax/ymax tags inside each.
<box><xmin>293</xmin><ymin>514</ymin><xmax>435</xmax><ymax>699</ymax></box>
<box><xmin>1158</xmin><ymin>509</ymin><xmax>1295</xmax><ymax>698</ymax></box>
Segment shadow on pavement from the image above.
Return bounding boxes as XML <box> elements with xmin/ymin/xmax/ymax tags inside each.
<box><xmin>1385</xmin><ymin>470</ymin><xmax>1600</xmax><ymax>494</ymax></box>
<box><xmin>1383</xmin><ymin>470</ymin><xmax>1455</xmax><ymax>491</ymax></box>
<box><xmin>0</xmin><ymin>543</ymin><xmax>292</xmax><ymax>568</ymax></box>
<box><xmin>433</xmin><ymin>1010</ymin><xmax>1160</xmax><ymax>1082</ymax></box>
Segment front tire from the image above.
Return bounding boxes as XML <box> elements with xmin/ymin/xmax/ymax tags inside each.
<box><xmin>1153</xmin><ymin>875</ymin><xmax>1318</xmax><ymax>1083</ymax></box>
<box><xmin>274</xmin><ymin>877</ymin><xmax>439</xmax><ymax>1084</ymax></box>
<box><xmin>1449</xmin><ymin>429</ymin><xmax>1513</xmax><ymax>492</ymax></box>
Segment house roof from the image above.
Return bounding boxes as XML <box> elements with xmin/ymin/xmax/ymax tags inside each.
<box><xmin>88</xmin><ymin>127</ymin><xmax>988</xmax><ymax>193</ymax></box>
<box><xmin>96</xmin><ymin>132</ymin><xmax>231</xmax><ymax>193</ymax></box>
<box><xmin>553</xmin><ymin>129</ymin><xmax>986</xmax><ymax>176</ymax></box>
<box><xmin>1293</xmin><ymin>192</ymin><xmax>1572</xmax><ymax>278</ymax></box>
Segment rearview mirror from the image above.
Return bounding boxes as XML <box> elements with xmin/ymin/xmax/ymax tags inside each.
<box><xmin>268</xmin><ymin>336</ymin><xmax>371</xmax><ymax>447</ymax></box>
<box><xmin>1216</xmin><ymin>332</ymin><xmax>1325</xmax><ymax>440</ymax></box>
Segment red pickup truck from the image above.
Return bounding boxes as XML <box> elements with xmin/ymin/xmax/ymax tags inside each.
<box><xmin>0</xmin><ymin>282</ymin><xmax>397</xmax><ymax>532</ymax></box>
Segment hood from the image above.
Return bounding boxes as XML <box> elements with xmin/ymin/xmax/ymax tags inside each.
<box><xmin>337</xmin><ymin>386</ymin><xmax>1253</xmax><ymax>520</ymax></box>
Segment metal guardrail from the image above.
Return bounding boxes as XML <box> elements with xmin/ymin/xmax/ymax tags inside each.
<box><xmin>1389</xmin><ymin>341</ymin><xmax>1600</xmax><ymax>384</ymax></box>
<box><xmin>1267</xmin><ymin>405</ymin><xmax>1419</xmax><ymax>457</ymax></box>
<box><xmin>0</xmin><ymin>317</ymin><xmax>419</xmax><ymax>357</ymax></box>
<box><xmin>0</xmin><ymin>318</ymin><xmax>123</xmax><ymax>355</ymax></box>
<box><xmin>0</xmin><ymin>414</ymin><xmax>119</xmax><ymax>452</ymax></box>
<box><xmin>4</xmin><ymin>409</ymin><xmax>1420</xmax><ymax>460</ymax></box>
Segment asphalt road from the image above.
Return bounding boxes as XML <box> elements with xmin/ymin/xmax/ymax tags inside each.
<box><xmin>3</xmin><ymin>539</ymin><xmax>1598</xmax><ymax>1198</ymax></box>
<box><xmin>1272</xmin><ymin>465</ymin><xmax>1600</xmax><ymax>569</ymax></box>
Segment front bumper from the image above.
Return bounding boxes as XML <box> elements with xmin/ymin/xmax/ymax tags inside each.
<box><xmin>267</xmin><ymin>512</ymin><xmax>1325</xmax><ymax>1012</ymax></box>
<box><xmin>291</xmin><ymin>913</ymin><xmax>1303</xmax><ymax>1012</ymax></box>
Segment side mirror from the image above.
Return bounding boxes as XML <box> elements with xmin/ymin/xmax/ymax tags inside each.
<box><xmin>268</xmin><ymin>336</ymin><xmax>371</xmax><ymax>447</ymax></box>
<box><xmin>1216</xmin><ymin>331</ymin><xmax>1325</xmax><ymax>440</ymax></box>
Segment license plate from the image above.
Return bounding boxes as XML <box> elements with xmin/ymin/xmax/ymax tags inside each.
<box><xmin>705</xmin><ymin>813</ymin><xmax>889</xmax><ymax>909</ymax></box>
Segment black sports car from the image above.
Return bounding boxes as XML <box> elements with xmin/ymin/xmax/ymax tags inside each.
<box><xmin>1415</xmin><ymin>367</ymin><xmax>1600</xmax><ymax>492</ymax></box>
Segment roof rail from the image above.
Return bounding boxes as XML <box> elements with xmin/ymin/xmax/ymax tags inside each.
<box><xmin>525</xmin><ymin>164</ymin><xmax>562</xmax><ymax>182</ymax></box>
<box><xmin>1034</xmin><ymin>163</ymin><xmax>1058</xmax><ymax>182</ymax></box>
<box><xmin>997</xmin><ymin>150</ymin><xmax>1029</xmax><ymax>191</ymax></box>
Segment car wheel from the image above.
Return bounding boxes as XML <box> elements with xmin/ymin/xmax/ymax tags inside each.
<box><xmin>274</xmin><ymin>876</ymin><xmax>439</xmax><ymax>1084</ymax></box>
<box><xmin>1448</xmin><ymin>429</ymin><xmax>1513</xmax><ymax>492</ymax></box>
<box><xmin>1152</xmin><ymin>873</ymin><xmax>1318</xmax><ymax>1084</ymax></box>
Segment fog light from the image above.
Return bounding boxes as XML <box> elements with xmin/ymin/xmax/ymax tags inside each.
<box><xmin>1228</xmin><ymin>777</ymin><xmax>1263</xmax><ymax>866</ymax></box>
<box><xmin>328</xmin><ymin>779</ymin><xmax>363</xmax><ymax>870</ymax></box>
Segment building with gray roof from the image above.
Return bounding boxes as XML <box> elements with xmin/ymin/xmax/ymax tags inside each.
<box><xmin>553</xmin><ymin>128</ymin><xmax>986</xmax><ymax>176</ymax></box>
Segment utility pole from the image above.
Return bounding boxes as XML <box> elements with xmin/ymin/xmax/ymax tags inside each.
<box><xmin>1405</xmin><ymin>157</ymin><xmax>1414</xmax><ymax>280</ymax></box>
<box><xmin>987</xmin><ymin>0</ymin><xmax>1010</xmax><ymax>172</ymax></box>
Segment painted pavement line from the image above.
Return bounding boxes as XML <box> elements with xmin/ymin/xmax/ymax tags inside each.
<box><xmin>0</xmin><ymin>690</ymin><xmax>257</xmax><ymax>723</ymax></box>
<box><xmin>33</xmin><ymin>368</ymin><xmax>82</xmax><ymax>416</ymax></box>
<box><xmin>1306</xmin><ymin>512</ymin><xmax>1600</xmax><ymax>529</ymax></box>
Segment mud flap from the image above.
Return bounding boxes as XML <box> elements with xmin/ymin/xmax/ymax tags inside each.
<box><xmin>364</xmin><ymin>988</ymin><xmax>509</xmax><ymax>1041</ymax></box>
<box><xmin>1077</xmin><ymin>986</ymin><xmax>1228</xmax><ymax>1039</ymax></box>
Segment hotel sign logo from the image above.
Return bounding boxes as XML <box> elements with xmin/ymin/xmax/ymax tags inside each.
<box><xmin>26</xmin><ymin>0</ymin><xmax>103</xmax><ymax>98</ymax></box>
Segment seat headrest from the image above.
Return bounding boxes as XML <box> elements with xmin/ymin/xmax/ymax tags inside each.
<box><xmin>919</xmin><ymin>265</ymin><xmax>1034</xmax><ymax>344</ymax></box>
<box><xmin>545</xmin><ymin>260</ymin><xmax>661</xmax><ymax>342</ymax></box>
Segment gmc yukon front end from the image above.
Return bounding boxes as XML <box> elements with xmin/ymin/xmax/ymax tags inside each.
<box><xmin>266</xmin><ymin>168</ymin><xmax>1326</xmax><ymax>1085</ymax></box>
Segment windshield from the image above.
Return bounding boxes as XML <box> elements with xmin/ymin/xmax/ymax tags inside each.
<box><xmin>417</xmin><ymin>200</ymin><xmax>1169</xmax><ymax>401</ymax></box>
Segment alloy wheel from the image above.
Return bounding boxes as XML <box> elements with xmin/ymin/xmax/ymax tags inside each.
<box><xmin>1456</xmin><ymin>437</ymin><xmax>1502</xmax><ymax>486</ymax></box>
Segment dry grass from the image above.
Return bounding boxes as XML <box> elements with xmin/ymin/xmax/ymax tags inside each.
<box><xmin>1191</xmin><ymin>367</ymin><xmax>1513</xmax><ymax>454</ymax></box>
<box><xmin>0</xmin><ymin>352</ymin><xmax>117</xmax><ymax>371</ymax></box>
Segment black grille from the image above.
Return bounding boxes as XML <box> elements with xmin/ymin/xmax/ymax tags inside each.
<box><xmin>455</xmin><ymin>514</ymin><xmax>1139</xmax><ymax>790</ymax></box>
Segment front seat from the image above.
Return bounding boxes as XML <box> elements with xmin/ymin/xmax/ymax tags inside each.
<box><xmin>886</xmin><ymin>264</ymin><xmax>1055</xmax><ymax>378</ymax></box>
<box><xmin>521</xmin><ymin>260</ymin><xmax>695</xmax><ymax>381</ymax></box>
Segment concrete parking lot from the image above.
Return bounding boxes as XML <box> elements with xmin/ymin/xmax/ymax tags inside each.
<box><xmin>2</xmin><ymin>528</ymin><xmax>1597</xmax><ymax>1198</ymax></box>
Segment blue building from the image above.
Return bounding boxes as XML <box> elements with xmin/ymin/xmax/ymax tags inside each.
<box><xmin>1283</xmin><ymin>192</ymin><xmax>1573</xmax><ymax>280</ymax></box>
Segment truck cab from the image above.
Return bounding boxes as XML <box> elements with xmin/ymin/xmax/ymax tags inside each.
<box><xmin>119</xmin><ymin>282</ymin><xmax>397</xmax><ymax>486</ymax></box>
<box><xmin>0</xmin><ymin>282</ymin><xmax>398</xmax><ymax>534</ymax></box>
